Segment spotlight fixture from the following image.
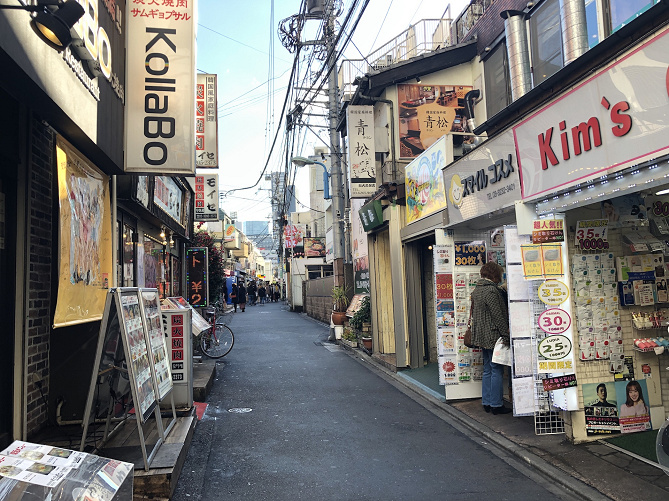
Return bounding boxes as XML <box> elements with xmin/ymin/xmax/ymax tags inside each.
<box><xmin>0</xmin><ymin>0</ymin><xmax>85</xmax><ymax>50</ymax></box>
<box><xmin>416</xmin><ymin>77</ymin><xmax>421</xmax><ymax>83</ymax></box>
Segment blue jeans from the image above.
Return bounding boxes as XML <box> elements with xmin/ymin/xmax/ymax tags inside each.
<box><xmin>482</xmin><ymin>348</ymin><xmax>504</xmax><ymax>408</ymax></box>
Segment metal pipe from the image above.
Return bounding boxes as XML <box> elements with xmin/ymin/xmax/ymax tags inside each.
<box><xmin>559</xmin><ymin>0</ymin><xmax>589</xmax><ymax>65</ymax></box>
<box><xmin>358</xmin><ymin>92</ymin><xmax>397</xmax><ymax>183</ymax></box>
<box><xmin>501</xmin><ymin>10</ymin><xmax>532</xmax><ymax>101</ymax></box>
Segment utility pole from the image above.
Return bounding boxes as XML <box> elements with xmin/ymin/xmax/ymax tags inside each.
<box><xmin>326</xmin><ymin>2</ymin><xmax>346</xmax><ymax>267</ymax></box>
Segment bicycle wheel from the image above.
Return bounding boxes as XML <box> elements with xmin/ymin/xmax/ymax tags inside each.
<box><xmin>200</xmin><ymin>324</ymin><xmax>234</xmax><ymax>358</ymax></box>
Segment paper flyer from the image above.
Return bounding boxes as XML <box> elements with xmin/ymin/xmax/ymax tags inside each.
<box><xmin>438</xmin><ymin>355</ymin><xmax>458</xmax><ymax>385</ymax></box>
<box><xmin>0</xmin><ymin>454</ymin><xmax>70</xmax><ymax>488</ymax></box>
<box><xmin>0</xmin><ymin>441</ymin><xmax>85</xmax><ymax>469</ymax></box>
<box><xmin>437</xmin><ymin>328</ymin><xmax>456</xmax><ymax>355</ymax></box>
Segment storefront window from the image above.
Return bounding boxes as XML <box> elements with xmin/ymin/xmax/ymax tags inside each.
<box><xmin>530</xmin><ymin>0</ymin><xmax>563</xmax><ymax>85</ymax></box>
<box><xmin>483</xmin><ymin>42</ymin><xmax>511</xmax><ymax>118</ymax></box>
<box><xmin>609</xmin><ymin>0</ymin><xmax>655</xmax><ymax>33</ymax></box>
<box><xmin>122</xmin><ymin>224</ymin><xmax>135</xmax><ymax>286</ymax></box>
<box><xmin>585</xmin><ymin>0</ymin><xmax>600</xmax><ymax>48</ymax></box>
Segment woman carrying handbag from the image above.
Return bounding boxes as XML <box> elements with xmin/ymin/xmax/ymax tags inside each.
<box><xmin>470</xmin><ymin>262</ymin><xmax>511</xmax><ymax>415</ymax></box>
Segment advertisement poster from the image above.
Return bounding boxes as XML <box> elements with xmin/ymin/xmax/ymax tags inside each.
<box><xmin>0</xmin><ymin>455</ymin><xmax>70</xmax><ymax>488</ymax></box>
<box><xmin>141</xmin><ymin>290</ymin><xmax>172</xmax><ymax>400</ymax></box>
<box><xmin>304</xmin><ymin>237</ymin><xmax>326</xmax><ymax>257</ymax></box>
<box><xmin>119</xmin><ymin>293</ymin><xmax>156</xmax><ymax>422</ymax></box>
<box><xmin>615</xmin><ymin>380</ymin><xmax>651</xmax><ymax>433</ymax></box>
<box><xmin>351</xmin><ymin>199</ymin><xmax>370</xmax><ymax>294</ymax></box>
<box><xmin>438</xmin><ymin>328</ymin><xmax>456</xmax><ymax>355</ymax></box>
<box><xmin>55</xmin><ymin>137</ymin><xmax>112</xmax><ymax>327</ymax></box>
<box><xmin>531</xmin><ymin>219</ymin><xmax>564</xmax><ymax>244</ymax></box>
<box><xmin>433</xmin><ymin>245</ymin><xmax>453</xmax><ymax>273</ymax></box>
<box><xmin>584</xmin><ymin>382</ymin><xmax>620</xmax><ymax>435</ymax></box>
<box><xmin>438</xmin><ymin>355</ymin><xmax>458</xmax><ymax>385</ymax></box>
<box><xmin>154</xmin><ymin>176</ymin><xmax>183</xmax><ymax>224</ymax></box>
<box><xmin>454</xmin><ymin>241</ymin><xmax>486</xmax><ymax>267</ymax></box>
<box><xmin>405</xmin><ymin>136</ymin><xmax>448</xmax><ymax>224</ymax></box>
<box><xmin>435</xmin><ymin>274</ymin><xmax>453</xmax><ymax>300</ymax></box>
<box><xmin>397</xmin><ymin>84</ymin><xmax>472</xmax><ymax>159</ymax></box>
<box><xmin>521</xmin><ymin>244</ymin><xmax>543</xmax><ymax>278</ymax></box>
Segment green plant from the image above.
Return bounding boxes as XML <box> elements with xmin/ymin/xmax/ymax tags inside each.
<box><xmin>331</xmin><ymin>285</ymin><xmax>350</xmax><ymax>312</ymax></box>
<box><xmin>342</xmin><ymin>327</ymin><xmax>357</xmax><ymax>341</ymax></box>
<box><xmin>350</xmin><ymin>296</ymin><xmax>371</xmax><ymax>331</ymax></box>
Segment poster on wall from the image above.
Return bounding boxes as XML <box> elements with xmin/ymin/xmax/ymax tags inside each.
<box><xmin>438</xmin><ymin>355</ymin><xmax>458</xmax><ymax>385</ymax></box>
<box><xmin>351</xmin><ymin>199</ymin><xmax>370</xmax><ymax>294</ymax></box>
<box><xmin>582</xmin><ymin>380</ymin><xmax>650</xmax><ymax>435</ymax></box>
<box><xmin>405</xmin><ymin>136</ymin><xmax>448</xmax><ymax>224</ymax></box>
<box><xmin>54</xmin><ymin>137</ymin><xmax>112</xmax><ymax>328</ymax></box>
<box><xmin>434</xmin><ymin>245</ymin><xmax>453</xmax><ymax>273</ymax></box>
<box><xmin>304</xmin><ymin>237</ymin><xmax>326</xmax><ymax>257</ymax></box>
<box><xmin>397</xmin><ymin>84</ymin><xmax>472</xmax><ymax>159</ymax></box>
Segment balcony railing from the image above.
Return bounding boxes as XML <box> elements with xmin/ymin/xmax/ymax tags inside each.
<box><xmin>338</xmin><ymin>16</ymin><xmax>453</xmax><ymax>101</ymax></box>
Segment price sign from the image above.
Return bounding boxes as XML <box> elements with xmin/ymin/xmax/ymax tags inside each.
<box><xmin>454</xmin><ymin>242</ymin><xmax>486</xmax><ymax>267</ymax></box>
<box><xmin>574</xmin><ymin>219</ymin><xmax>609</xmax><ymax>250</ymax></box>
<box><xmin>538</xmin><ymin>308</ymin><xmax>571</xmax><ymax>334</ymax></box>
<box><xmin>435</xmin><ymin>274</ymin><xmax>453</xmax><ymax>300</ymax></box>
<box><xmin>538</xmin><ymin>335</ymin><xmax>572</xmax><ymax>360</ymax></box>
<box><xmin>538</xmin><ymin>280</ymin><xmax>569</xmax><ymax>305</ymax></box>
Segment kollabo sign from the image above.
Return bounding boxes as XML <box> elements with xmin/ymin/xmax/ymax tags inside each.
<box><xmin>514</xmin><ymin>26</ymin><xmax>669</xmax><ymax>200</ymax></box>
<box><xmin>125</xmin><ymin>1</ymin><xmax>196</xmax><ymax>174</ymax></box>
<box><xmin>444</xmin><ymin>129</ymin><xmax>519</xmax><ymax>225</ymax></box>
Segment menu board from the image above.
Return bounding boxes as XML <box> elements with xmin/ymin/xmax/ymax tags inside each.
<box><xmin>140</xmin><ymin>289</ymin><xmax>172</xmax><ymax>400</ymax></box>
<box><xmin>119</xmin><ymin>291</ymin><xmax>157</xmax><ymax>423</ymax></box>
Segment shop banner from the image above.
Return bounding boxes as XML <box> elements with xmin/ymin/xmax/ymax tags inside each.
<box><xmin>346</xmin><ymin>105</ymin><xmax>376</xmax><ymax>198</ymax></box>
<box><xmin>351</xmin><ymin>199</ymin><xmax>370</xmax><ymax>294</ymax></box>
<box><xmin>444</xmin><ymin>130</ymin><xmax>519</xmax><ymax>225</ymax></box>
<box><xmin>397</xmin><ymin>84</ymin><xmax>472</xmax><ymax>159</ymax></box>
<box><xmin>532</xmin><ymin>219</ymin><xmax>564</xmax><ymax>244</ymax></box>
<box><xmin>196</xmin><ymin>73</ymin><xmax>218</xmax><ymax>168</ymax></box>
<box><xmin>514</xmin><ymin>25</ymin><xmax>669</xmax><ymax>200</ymax></box>
<box><xmin>55</xmin><ymin>137</ymin><xmax>112</xmax><ymax>328</ymax></box>
<box><xmin>193</xmin><ymin>174</ymin><xmax>219</xmax><ymax>221</ymax></box>
<box><xmin>406</xmin><ymin>136</ymin><xmax>448</xmax><ymax>224</ymax></box>
<box><xmin>125</xmin><ymin>0</ymin><xmax>196</xmax><ymax>174</ymax></box>
<box><xmin>283</xmin><ymin>225</ymin><xmax>305</xmax><ymax>249</ymax></box>
<box><xmin>304</xmin><ymin>238</ymin><xmax>326</xmax><ymax>257</ymax></box>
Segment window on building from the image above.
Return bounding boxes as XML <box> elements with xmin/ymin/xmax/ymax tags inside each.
<box><xmin>530</xmin><ymin>0</ymin><xmax>563</xmax><ymax>86</ymax></box>
<box><xmin>483</xmin><ymin>42</ymin><xmax>511</xmax><ymax>118</ymax></box>
<box><xmin>585</xmin><ymin>0</ymin><xmax>600</xmax><ymax>48</ymax></box>
<box><xmin>609</xmin><ymin>0</ymin><xmax>655</xmax><ymax>33</ymax></box>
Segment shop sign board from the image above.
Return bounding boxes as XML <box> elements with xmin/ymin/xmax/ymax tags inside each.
<box><xmin>454</xmin><ymin>242</ymin><xmax>486</xmax><ymax>266</ymax></box>
<box><xmin>195</xmin><ymin>74</ymin><xmax>218</xmax><ymax>168</ymax></box>
<box><xmin>346</xmin><ymin>105</ymin><xmax>376</xmax><ymax>198</ymax></box>
<box><xmin>186</xmin><ymin>247</ymin><xmax>208</xmax><ymax>307</ymax></box>
<box><xmin>125</xmin><ymin>0</ymin><xmax>196</xmax><ymax>174</ymax></box>
<box><xmin>538</xmin><ymin>280</ymin><xmax>570</xmax><ymax>305</ymax></box>
<box><xmin>444</xmin><ymin>130</ymin><xmax>519</xmax><ymax>225</ymax></box>
<box><xmin>193</xmin><ymin>174</ymin><xmax>219</xmax><ymax>221</ymax></box>
<box><xmin>531</xmin><ymin>219</ymin><xmax>564</xmax><ymax>244</ymax></box>
<box><xmin>538</xmin><ymin>308</ymin><xmax>571</xmax><ymax>334</ymax></box>
<box><xmin>406</xmin><ymin>136</ymin><xmax>448</xmax><ymax>224</ymax></box>
<box><xmin>359</xmin><ymin>199</ymin><xmax>383</xmax><ymax>232</ymax></box>
<box><xmin>283</xmin><ymin>225</ymin><xmax>305</xmax><ymax>249</ymax></box>
<box><xmin>542</xmin><ymin>374</ymin><xmax>577</xmax><ymax>392</ymax></box>
<box><xmin>514</xmin><ymin>25</ymin><xmax>669</xmax><ymax>200</ymax></box>
<box><xmin>575</xmin><ymin>219</ymin><xmax>609</xmax><ymax>249</ymax></box>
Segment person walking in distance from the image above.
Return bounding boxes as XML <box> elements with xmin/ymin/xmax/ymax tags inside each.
<box><xmin>471</xmin><ymin>262</ymin><xmax>511</xmax><ymax>415</ymax></box>
<box><xmin>238</xmin><ymin>282</ymin><xmax>247</xmax><ymax>312</ymax></box>
<box><xmin>230</xmin><ymin>283</ymin><xmax>238</xmax><ymax>312</ymax></box>
<box><xmin>258</xmin><ymin>283</ymin><xmax>266</xmax><ymax>305</ymax></box>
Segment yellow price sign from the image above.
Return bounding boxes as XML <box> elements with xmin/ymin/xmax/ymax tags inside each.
<box><xmin>538</xmin><ymin>280</ymin><xmax>569</xmax><ymax>306</ymax></box>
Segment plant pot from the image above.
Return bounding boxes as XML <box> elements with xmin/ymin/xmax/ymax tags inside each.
<box><xmin>361</xmin><ymin>337</ymin><xmax>372</xmax><ymax>350</ymax></box>
<box><xmin>332</xmin><ymin>311</ymin><xmax>347</xmax><ymax>325</ymax></box>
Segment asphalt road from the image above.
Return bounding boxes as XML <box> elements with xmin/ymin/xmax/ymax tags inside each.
<box><xmin>173</xmin><ymin>301</ymin><xmax>581</xmax><ymax>500</ymax></box>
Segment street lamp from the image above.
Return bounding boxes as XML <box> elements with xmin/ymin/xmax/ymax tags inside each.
<box><xmin>290</xmin><ymin>156</ymin><xmax>331</xmax><ymax>200</ymax></box>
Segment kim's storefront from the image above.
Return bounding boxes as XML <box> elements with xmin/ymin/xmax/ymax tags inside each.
<box><xmin>448</xmin><ymin>21</ymin><xmax>669</xmax><ymax>443</ymax></box>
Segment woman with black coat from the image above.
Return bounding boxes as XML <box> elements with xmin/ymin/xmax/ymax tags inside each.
<box><xmin>230</xmin><ymin>283</ymin><xmax>239</xmax><ymax>312</ymax></box>
<box><xmin>238</xmin><ymin>282</ymin><xmax>247</xmax><ymax>312</ymax></box>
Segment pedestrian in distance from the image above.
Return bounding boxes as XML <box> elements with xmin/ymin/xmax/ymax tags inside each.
<box><xmin>471</xmin><ymin>262</ymin><xmax>511</xmax><ymax>415</ymax></box>
<box><xmin>230</xmin><ymin>283</ymin><xmax>238</xmax><ymax>312</ymax></box>
<box><xmin>248</xmin><ymin>280</ymin><xmax>257</xmax><ymax>306</ymax></box>
<box><xmin>258</xmin><ymin>283</ymin><xmax>266</xmax><ymax>305</ymax></box>
<box><xmin>238</xmin><ymin>282</ymin><xmax>247</xmax><ymax>312</ymax></box>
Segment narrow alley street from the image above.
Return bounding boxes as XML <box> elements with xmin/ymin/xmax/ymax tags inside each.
<box><xmin>173</xmin><ymin>302</ymin><xmax>581</xmax><ymax>500</ymax></box>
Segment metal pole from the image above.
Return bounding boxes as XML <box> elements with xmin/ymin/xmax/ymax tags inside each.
<box><xmin>327</xmin><ymin>5</ymin><xmax>345</xmax><ymax>261</ymax></box>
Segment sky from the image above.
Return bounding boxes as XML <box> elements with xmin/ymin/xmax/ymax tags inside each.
<box><xmin>195</xmin><ymin>0</ymin><xmax>470</xmax><ymax>223</ymax></box>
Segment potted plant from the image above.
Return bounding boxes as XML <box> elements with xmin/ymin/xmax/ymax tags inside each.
<box><xmin>341</xmin><ymin>327</ymin><xmax>357</xmax><ymax>348</ymax></box>
<box><xmin>350</xmin><ymin>296</ymin><xmax>371</xmax><ymax>350</ymax></box>
<box><xmin>331</xmin><ymin>285</ymin><xmax>350</xmax><ymax>325</ymax></box>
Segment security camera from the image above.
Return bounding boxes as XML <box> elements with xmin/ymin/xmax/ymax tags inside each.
<box><xmin>336</xmin><ymin>210</ymin><xmax>341</xmax><ymax>217</ymax></box>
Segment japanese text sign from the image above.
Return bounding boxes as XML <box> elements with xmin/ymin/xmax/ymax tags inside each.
<box><xmin>532</xmin><ymin>219</ymin><xmax>564</xmax><ymax>244</ymax></box>
<box><xmin>454</xmin><ymin>242</ymin><xmax>486</xmax><ymax>267</ymax></box>
<box><xmin>346</xmin><ymin>105</ymin><xmax>376</xmax><ymax>198</ymax></box>
<box><xmin>283</xmin><ymin>225</ymin><xmax>304</xmax><ymax>249</ymax></box>
<box><xmin>359</xmin><ymin>199</ymin><xmax>383</xmax><ymax>232</ymax></box>
<box><xmin>193</xmin><ymin>174</ymin><xmax>219</xmax><ymax>221</ymax></box>
<box><xmin>186</xmin><ymin>247</ymin><xmax>208</xmax><ymax>307</ymax></box>
<box><xmin>575</xmin><ymin>219</ymin><xmax>609</xmax><ymax>250</ymax></box>
<box><xmin>196</xmin><ymin>74</ymin><xmax>218</xmax><ymax>168</ymax></box>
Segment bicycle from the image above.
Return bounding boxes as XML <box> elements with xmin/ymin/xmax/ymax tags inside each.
<box><xmin>199</xmin><ymin>302</ymin><xmax>235</xmax><ymax>358</ymax></box>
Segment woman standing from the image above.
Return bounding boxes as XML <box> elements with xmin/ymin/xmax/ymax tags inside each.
<box><xmin>471</xmin><ymin>262</ymin><xmax>510</xmax><ymax>415</ymax></box>
<box><xmin>230</xmin><ymin>283</ymin><xmax>238</xmax><ymax>312</ymax></box>
<box><xmin>238</xmin><ymin>282</ymin><xmax>247</xmax><ymax>312</ymax></box>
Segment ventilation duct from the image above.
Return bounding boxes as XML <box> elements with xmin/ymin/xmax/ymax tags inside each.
<box><xmin>501</xmin><ymin>10</ymin><xmax>531</xmax><ymax>101</ymax></box>
<box><xmin>559</xmin><ymin>0</ymin><xmax>589</xmax><ymax>64</ymax></box>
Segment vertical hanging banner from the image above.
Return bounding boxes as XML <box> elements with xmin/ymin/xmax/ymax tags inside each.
<box><xmin>346</xmin><ymin>105</ymin><xmax>376</xmax><ymax>198</ymax></box>
<box><xmin>125</xmin><ymin>1</ymin><xmax>196</xmax><ymax>174</ymax></box>
<box><xmin>194</xmin><ymin>174</ymin><xmax>219</xmax><ymax>221</ymax></box>
<box><xmin>186</xmin><ymin>247</ymin><xmax>208</xmax><ymax>307</ymax></box>
<box><xmin>196</xmin><ymin>73</ymin><xmax>218</xmax><ymax>167</ymax></box>
<box><xmin>55</xmin><ymin>137</ymin><xmax>112</xmax><ymax>327</ymax></box>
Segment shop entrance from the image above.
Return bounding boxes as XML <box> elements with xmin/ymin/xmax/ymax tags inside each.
<box><xmin>405</xmin><ymin>234</ymin><xmax>436</xmax><ymax>369</ymax></box>
<box><xmin>0</xmin><ymin>89</ymin><xmax>19</xmax><ymax>447</ymax></box>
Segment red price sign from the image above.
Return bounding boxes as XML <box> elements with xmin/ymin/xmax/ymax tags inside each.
<box><xmin>435</xmin><ymin>274</ymin><xmax>453</xmax><ymax>300</ymax></box>
<box><xmin>574</xmin><ymin>219</ymin><xmax>609</xmax><ymax>250</ymax></box>
<box><xmin>538</xmin><ymin>308</ymin><xmax>571</xmax><ymax>334</ymax></box>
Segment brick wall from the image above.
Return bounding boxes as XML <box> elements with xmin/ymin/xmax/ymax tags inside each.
<box><xmin>26</xmin><ymin>118</ymin><xmax>54</xmax><ymax>435</ymax></box>
<box><xmin>461</xmin><ymin>0</ymin><xmax>528</xmax><ymax>55</ymax></box>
